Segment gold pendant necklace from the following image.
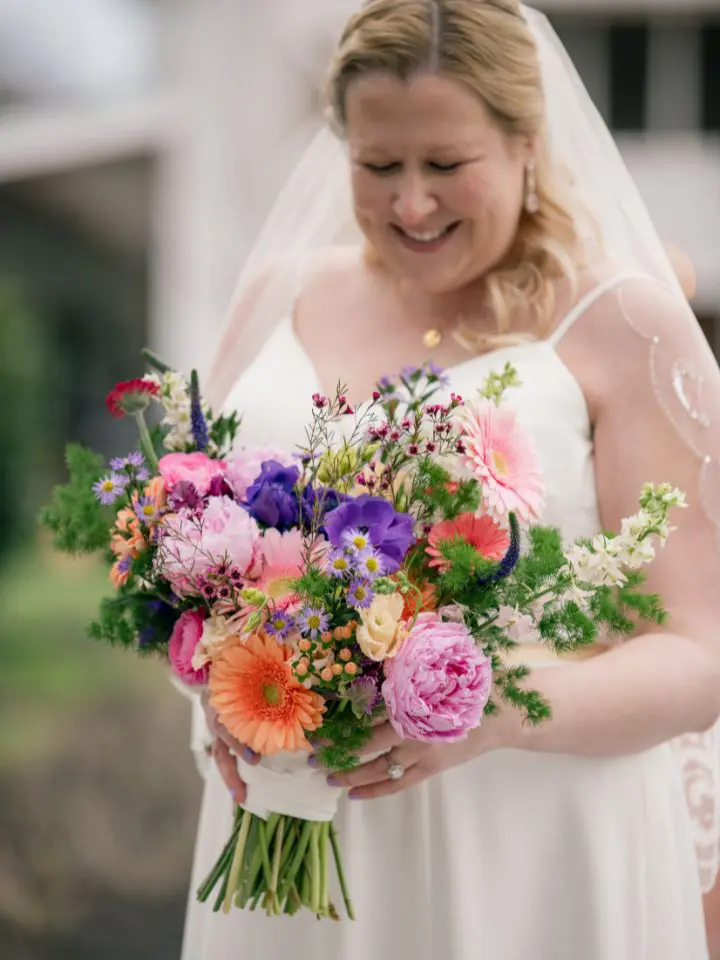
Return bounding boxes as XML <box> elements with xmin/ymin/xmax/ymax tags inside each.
<box><xmin>422</xmin><ymin>327</ymin><xmax>443</xmax><ymax>349</ymax></box>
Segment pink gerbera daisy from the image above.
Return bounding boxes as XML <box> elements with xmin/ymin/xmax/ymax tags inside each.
<box><xmin>426</xmin><ymin>512</ymin><xmax>510</xmax><ymax>572</ymax></box>
<box><xmin>456</xmin><ymin>399</ymin><xmax>545</xmax><ymax>522</ymax></box>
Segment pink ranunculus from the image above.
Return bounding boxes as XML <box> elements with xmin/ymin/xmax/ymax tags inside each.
<box><xmin>381</xmin><ymin>613</ymin><xmax>492</xmax><ymax>743</ymax></box>
<box><xmin>169</xmin><ymin>610</ymin><xmax>208</xmax><ymax>685</ymax></box>
<box><xmin>158</xmin><ymin>452</ymin><xmax>227</xmax><ymax>497</ymax></box>
<box><xmin>456</xmin><ymin>399</ymin><xmax>545</xmax><ymax>523</ymax></box>
<box><xmin>225</xmin><ymin>448</ymin><xmax>295</xmax><ymax>500</ymax></box>
<box><xmin>159</xmin><ymin>496</ymin><xmax>260</xmax><ymax>593</ymax></box>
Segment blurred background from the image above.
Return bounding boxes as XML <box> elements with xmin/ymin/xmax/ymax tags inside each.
<box><xmin>0</xmin><ymin>1</ymin><xmax>718</xmax><ymax>957</ymax></box>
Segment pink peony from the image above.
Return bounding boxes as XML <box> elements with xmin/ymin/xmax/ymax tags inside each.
<box><xmin>169</xmin><ymin>610</ymin><xmax>208</xmax><ymax>685</ymax></box>
<box><xmin>382</xmin><ymin>613</ymin><xmax>492</xmax><ymax>742</ymax></box>
<box><xmin>159</xmin><ymin>452</ymin><xmax>226</xmax><ymax>496</ymax></box>
<box><xmin>456</xmin><ymin>399</ymin><xmax>545</xmax><ymax>523</ymax></box>
<box><xmin>225</xmin><ymin>448</ymin><xmax>294</xmax><ymax>500</ymax></box>
<box><xmin>160</xmin><ymin>496</ymin><xmax>260</xmax><ymax>593</ymax></box>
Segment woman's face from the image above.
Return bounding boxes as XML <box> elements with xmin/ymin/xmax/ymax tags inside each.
<box><xmin>345</xmin><ymin>72</ymin><xmax>531</xmax><ymax>294</ymax></box>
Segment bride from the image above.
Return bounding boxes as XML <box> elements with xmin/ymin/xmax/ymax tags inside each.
<box><xmin>180</xmin><ymin>2</ymin><xmax>720</xmax><ymax>957</ymax></box>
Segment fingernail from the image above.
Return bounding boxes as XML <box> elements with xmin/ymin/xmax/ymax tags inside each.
<box><xmin>243</xmin><ymin>747</ymin><xmax>257</xmax><ymax>763</ymax></box>
<box><xmin>326</xmin><ymin>775</ymin><xmax>341</xmax><ymax>787</ymax></box>
<box><xmin>307</xmin><ymin>754</ymin><xmax>319</xmax><ymax>768</ymax></box>
<box><xmin>348</xmin><ymin>792</ymin><xmax>361</xmax><ymax>800</ymax></box>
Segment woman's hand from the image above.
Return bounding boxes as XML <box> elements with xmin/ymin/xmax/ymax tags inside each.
<box><xmin>320</xmin><ymin>717</ymin><xmax>505</xmax><ymax>801</ymax></box>
<box><xmin>201</xmin><ymin>690</ymin><xmax>260</xmax><ymax>803</ymax></box>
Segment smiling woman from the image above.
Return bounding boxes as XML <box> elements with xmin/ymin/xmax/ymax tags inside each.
<box><xmin>185</xmin><ymin>2</ymin><xmax>720</xmax><ymax>959</ymax></box>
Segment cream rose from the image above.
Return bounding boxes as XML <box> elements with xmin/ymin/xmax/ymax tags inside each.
<box><xmin>356</xmin><ymin>593</ymin><xmax>408</xmax><ymax>661</ymax></box>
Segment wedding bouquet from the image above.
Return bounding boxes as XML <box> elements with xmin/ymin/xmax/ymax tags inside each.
<box><xmin>41</xmin><ymin>352</ymin><xmax>684</xmax><ymax>921</ymax></box>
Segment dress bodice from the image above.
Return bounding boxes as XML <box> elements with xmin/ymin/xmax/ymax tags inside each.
<box><xmin>223</xmin><ymin>315</ymin><xmax>601</xmax><ymax>544</ymax></box>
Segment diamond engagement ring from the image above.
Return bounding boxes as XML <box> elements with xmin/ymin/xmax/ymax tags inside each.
<box><xmin>386</xmin><ymin>756</ymin><xmax>405</xmax><ymax>781</ymax></box>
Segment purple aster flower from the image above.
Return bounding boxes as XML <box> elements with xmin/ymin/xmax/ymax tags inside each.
<box><xmin>116</xmin><ymin>555</ymin><xmax>131</xmax><ymax>575</ymax></box>
<box><xmin>134</xmin><ymin>496</ymin><xmax>161</xmax><ymax>524</ymax></box>
<box><xmin>110</xmin><ymin>456</ymin><xmax>126</xmax><ymax>471</ymax></box>
<box><xmin>93</xmin><ymin>474</ymin><xmax>126</xmax><ymax>505</ymax></box>
<box><xmin>348</xmin><ymin>579</ymin><xmax>374</xmax><ymax>609</ymax></box>
<box><xmin>347</xmin><ymin>676</ymin><xmax>381</xmax><ymax>716</ymax></box>
<box><xmin>377</xmin><ymin>375</ymin><xmax>395</xmax><ymax>391</ymax></box>
<box><xmin>325</xmin><ymin>548</ymin><xmax>352</xmax><ymax>578</ymax></box>
<box><xmin>355</xmin><ymin>547</ymin><xmax>386</xmax><ymax>580</ymax></box>
<box><xmin>324</xmin><ymin>494</ymin><xmax>415</xmax><ymax>573</ymax></box>
<box><xmin>342</xmin><ymin>527</ymin><xmax>373</xmax><ymax>555</ymax></box>
<box><xmin>298</xmin><ymin>606</ymin><xmax>329</xmax><ymax>639</ymax></box>
<box><xmin>424</xmin><ymin>361</ymin><xmax>451</xmax><ymax>386</ymax></box>
<box><xmin>136</xmin><ymin>467</ymin><xmax>150</xmax><ymax>483</ymax></box>
<box><xmin>127</xmin><ymin>451</ymin><xmax>145</xmax><ymax>468</ymax></box>
<box><xmin>265</xmin><ymin>610</ymin><xmax>295</xmax><ymax>640</ymax></box>
<box><xmin>400</xmin><ymin>365</ymin><xmax>421</xmax><ymax>381</ymax></box>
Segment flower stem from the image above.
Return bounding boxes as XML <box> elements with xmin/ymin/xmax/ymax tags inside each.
<box><xmin>319</xmin><ymin>821</ymin><xmax>329</xmax><ymax>915</ymax></box>
<box><xmin>269</xmin><ymin>816</ymin><xmax>285</xmax><ymax>915</ymax></box>
<box><xmin>330</xmin><ymin>823</ymin><xmax>355</xmax><ymax>920</ymax></box>
<box><xmin>309</xmin><ymin>824</ymin><xmax>321</xmax><ymax>914</ymax></box>
<box><xmin>134</xmin><ymin>411</ymin><xmax>159</xmax><ymax>474</ymax></box>
<box><xmin>223</xmin><ymin>809</ymin><xmax>252</xmax><ymax>914</ymax></box>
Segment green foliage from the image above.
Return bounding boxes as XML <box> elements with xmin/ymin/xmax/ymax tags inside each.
<box><xmin>38</xmin><ymin>444</ymin><xmax>112</xmax><ymax>554</ymax></box>
<box><xmin>315</xmin><ymin>702</ymin><xmax>374</xmax><ymax>772</ymax></box>
<box><xmin>211</xmin><ymin>411</ymin><xmax>242</xmax><ymax>458</ymax></box>
<box><xmin>87</xmin><ymin>590</ymin><xmax>178</xmax><ymax>654</ymax></box>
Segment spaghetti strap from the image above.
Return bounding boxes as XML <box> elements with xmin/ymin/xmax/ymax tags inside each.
<box><xmin>548</xmin><ymin>272</ymin><xmax>669</xmax><ymax>347</ymax></box>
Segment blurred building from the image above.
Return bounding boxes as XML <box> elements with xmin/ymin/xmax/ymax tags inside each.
<box><xmin>0</xmin><ymin>0</ymin><xmax>718</xmax><ymax>384</ymax></box>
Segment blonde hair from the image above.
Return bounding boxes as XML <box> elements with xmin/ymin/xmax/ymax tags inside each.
<box><xmin>326</xmin><ymin>0</ymin><xmax>596</xmax><ymax>346</ymax></box>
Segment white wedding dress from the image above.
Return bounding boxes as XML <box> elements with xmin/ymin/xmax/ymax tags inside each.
<box><xmin>180</xmin><ymin>273</ymin><xmax>709</xmax><ymax>959</ymax></box>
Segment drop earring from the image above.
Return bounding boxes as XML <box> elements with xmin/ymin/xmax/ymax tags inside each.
<box><xmin>525</xmin><ymin>157</ymin><xmax>539</xmax><ymax>214</ymax></box>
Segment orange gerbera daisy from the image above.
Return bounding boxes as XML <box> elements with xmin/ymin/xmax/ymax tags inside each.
<box><xmin>209</xmin><ymin>632</ymin><xmax>325</xmax><ymax>755</ymax></box>
<box><xmin>426</xmin><ymin>512</ymin><xmax>510</xmax><ymax>573</ymax></box>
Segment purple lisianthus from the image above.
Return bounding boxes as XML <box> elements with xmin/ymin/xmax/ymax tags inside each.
<box><xmin>244</xmin><ymin>460</ymin><xmax>344</xmax><ymax>533</ymax></box>
<box><xmin>324</xmin><ymin>494</ymin><xmax>415</xmax><ymax>572</ymax></box>
<box><xmin>382</xmin><ymin>613</ymin><xmax>492</xmax><ymax>743</ymax></box>
<box><xmin>244</xmin><ymin>460</ymin><xmax>302</xmax><ymax>532</ymax></box>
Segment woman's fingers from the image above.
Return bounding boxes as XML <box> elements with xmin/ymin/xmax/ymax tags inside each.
<box><xmin>203</xmin><ymin>694</ymin><xmax>260</xmax><ymax>766</ymax></box>
<box><xmin>212</xmin><ymin>737</ymin><xmax>247</xmax><ymax>803</ymax></box>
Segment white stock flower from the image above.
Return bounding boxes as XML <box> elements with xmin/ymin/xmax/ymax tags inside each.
<box><xmin>565</xmin><ymin>542</ymin><xmax>627</xmax><ymax>587</ymax></box>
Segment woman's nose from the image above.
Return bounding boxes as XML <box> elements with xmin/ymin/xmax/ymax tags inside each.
<box><xmin>391</xmin><ymin>174</ymin><xmax>439</xmax><ymax>226</ymax></box>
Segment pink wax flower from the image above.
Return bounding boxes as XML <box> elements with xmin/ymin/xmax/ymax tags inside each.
<box><xmin>225</xmin><ymin>448</ymin><xmax>295</xmax><ymax>500</ymax></box>
<box><xmin>169</xmin><ymin>610</ymin><xmax>208</xmax><ymax>685</ymax></box>
<box><xmin>158</xmin><ymin>452</ymin><xmax>226</xmax><ymax>497</ymax></box>
<box><xmin>382</xmin><ymin>613</ymin><xmax>492</xmax><ymax>743</ymax></box>
<box><xmin>456</xmin><ymin>399</ymin><xmax>545</xmax><ymax>523</ymax></box>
